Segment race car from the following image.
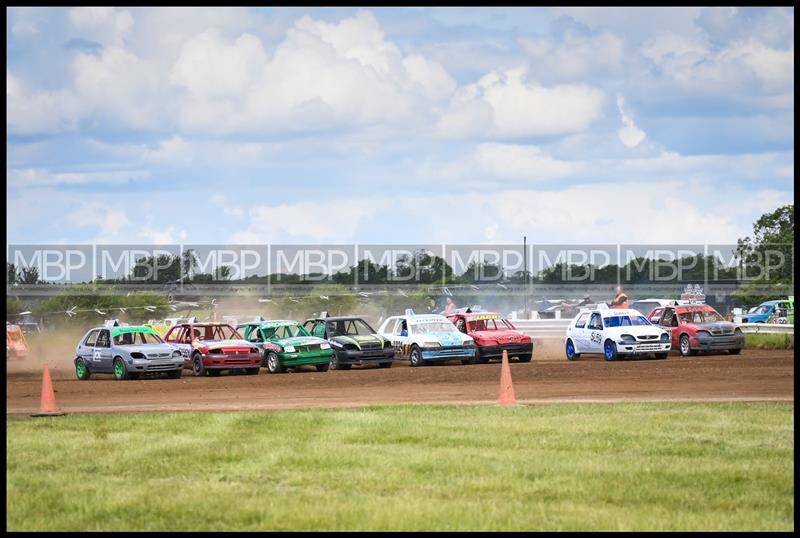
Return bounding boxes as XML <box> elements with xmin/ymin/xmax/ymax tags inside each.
<box><xmin>741</xmin><ymin>298</ymin><xmax>794</xmax><ymax>324</ymax></box>
<box><xmin>446</xmin><ymin>309</ymin><xmax>532</xmax><ymax>363</ymax></box>
<box><xmin>564</xmin><ymin>305</ymin><xmax>671</xmax><ymax>361</ymax></box>
<box><xmin>236</xmin><ymin>319</ymin><xmax>333</xmax><ymax>374</ymax></box>
<box><xmin>647</xmin><ymin>304</ymin><xmax>744</xmax><ymax>356</ymax></box>
<box><xmin>73</xmin><ymin>321</ymin><xmax>184</xmax><ymax>380</ymax></box>
<box><xmin>377</xmin><ymin>310</ymin><xmax>477</xmax><ymax>366</ymax></box>
<box><xmin>163</xmin><ymin>322</ymin><xmax>261</xmax><ymax>376</ymax></box>
<box><xmin>301</xmin><ymin>314</ymin><xmax>394</xmax><ymax>370</ymax></box>
<box><xmin>6</xmin><ymin>322</ymin><xmax>30</xmax><ymax>360</ymax></box>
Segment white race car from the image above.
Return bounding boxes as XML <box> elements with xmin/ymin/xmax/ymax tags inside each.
<box><xmin>377</xmin><ymin>310</ymin><xmax>477</xmax><ymax>366</ymax></box>
<box><xmin>564</xmin><ymin>305</ymin><xmax>671</xmax><ymax>361</ymax></box>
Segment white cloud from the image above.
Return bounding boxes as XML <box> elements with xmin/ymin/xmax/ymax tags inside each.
<box><xmin>140</xmin><ymin>226</ymin><xmax>188</xmax><ymax>245</ymax></box>
<box><xmin>519</xmin><ymin>31</ymin><xmax>625</xmax><ymax>80</ymax></box>
<box><xmin>8</xmin><ymin>168</ymin><xmax>151</xmax><ymax>188</ymax></box>
<box><xmin>69</xmin><ymin>7</ymin><xmax>133</xmax><ymax>47</ymax></box>
<box><xmin>6</xmin><ymin>73</ymin><xmax>81</xmax><ymax>134</ymax></box>
<box><xmin>437</xmin><ymin>67</ymin><xmax>605</xmax><ymax>138</ymax></box>
<box><xmin>616</xmin><ymin>95</ymin><xmax>646</xmax><ymax>148</ymax></box>
<box><xmin>66</xmin><ymin>201</ymin><xmax>131</xmax><ymax>243</ymax></box>
<box><xmin>475</xmin><ymin>143</ymin><xmax>577</xmax><ymax>180</ymax></box>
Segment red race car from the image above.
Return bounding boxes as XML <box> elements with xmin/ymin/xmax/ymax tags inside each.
<box><xmin>163</xmin><ymin>322</ymin><xmax>262</xmax><ymax>376</ymax></box>
<box><xmin>446</xmin><ymin>309</ymin><xmax>532</xmax><ymax>364</ymax></box>
<box><xmin>647</xmin><ymin>304</ymin><xmax>744</xmax><ymax>357</ymax></box>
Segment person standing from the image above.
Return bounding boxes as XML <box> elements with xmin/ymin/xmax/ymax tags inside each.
<box><xmin>444</xmin><ymin>296</ymin><xmax>457</xmax><ymax>314</ymax></box>
<box><xmin>610</xmin><ymin>286</ymin><xmax>629</xmax><ymax>309</ymax></box>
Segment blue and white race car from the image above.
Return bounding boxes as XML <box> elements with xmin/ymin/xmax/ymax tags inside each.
<box><xmin>564</xmin><ymin>305</ymin><xmax>672</xmax><ymax>361</ymax></box>
<box><xmin>377</xmin><ymin>310</ymin><xmax>477</xmax><ymax>366</ymax></box>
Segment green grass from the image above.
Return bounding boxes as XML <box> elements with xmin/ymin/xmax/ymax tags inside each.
<box><xmin>6</xmin><ymin>403</ymin><xmax>794</xmax><ymax>531</ymax></box>
<box><xmin>745</xmin><ymin>332</ymin><xmax>794</xmax><ymax>350</ymax></box>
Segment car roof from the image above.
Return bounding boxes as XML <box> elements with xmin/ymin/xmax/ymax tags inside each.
<box><xmin>305</xmin><ymin>316</ymin><xmax>367</xmax><ymax>322</ymax></box>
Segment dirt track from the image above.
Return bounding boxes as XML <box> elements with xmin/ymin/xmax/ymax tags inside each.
<box><xmin>6</xmin><ymin>339</ymin><xmax>794</xmax><ymax>414</ymax></box>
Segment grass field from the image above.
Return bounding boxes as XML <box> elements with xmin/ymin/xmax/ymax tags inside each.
<box><xmin>6</xmin><ymin>403</ymin><xmax>794</xmax><ymax>531</ymax></box>
<box><xmin>745</xmin><ymin>332</ymin><xmax>794</xmax><ymax>350</ymax></box>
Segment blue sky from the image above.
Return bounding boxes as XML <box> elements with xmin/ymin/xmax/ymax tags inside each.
<box><xmin>6</xmin><ymin>7</ymin><xmax>794</xmax><ymax>246</ymax></box>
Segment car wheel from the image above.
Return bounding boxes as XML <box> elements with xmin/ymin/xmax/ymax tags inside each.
<box><xmin>167</xmin><ymin>369</ymin><xmax>182</xmax><ymax>379</ymax></box>
<box><xmin>409</xmin><ymin>345</ymin><xmax>423</xmax><ymax>367</ymax></box>
<box><xmin>565</xmin><ymin>339</ymin><xmax>580</xmax><ymax>361</ymax></box>
<box><xmin>654</xmin><ymin>352</ymin><xmax>669</xmax><ymax>360</ymax></box>
<box><xmin>266</xmin><ymin>351</ymin><xmax>284</xmax><ymax>374</ymax></box>
<box><xmin>75</xmin><ymin>358</ymin><xmax>91</xmax><ymax>380</ymax></box>
<box><xmin>329</xmin><ymin>353</ymin><xmax>340</xmax><ymax>370</ymax></box>
<box><xmin>113</xmin><ymin>357</ymin><xmax>129</xmax><ymax>380</ymax></box>
<box><xmin>379</xmin><ymin>362</ymin><xmax>391</xmax><ymax>368</ymax></box>
<box><xmin>679</xmin><ymin>334</ymin><xmax>693</xmax><ymax>357</ymax></box>
<box><xmin>192</xmin><ymin>354</ymin><xmax>206</xmax><ymax>377</ymax></box>
<box><xmin>315</xmin><ymin>363</ymin><xmax>330</xmax><ymax>372</ymax></box>
<box><xmin>728</xmin><ymin>348</ymin><xmax>742</xmax><ymax>355</ymax></box>
<box><xmin>518</xmin><ymin>353</ymin><xmax>532</xmax><ymax>363</ymax></box>
<box><xmin>245</xmin><ymin>367</ymin><xmax>260</xmax><ymax>375</ymax></box>
<box><xmin>603</xmin><ymin>340</ymin><xmax>617</xmax><ymax>361</ymax></box>
<box><xmin>474</xmin><ymin>347</ymin><xmax>487</xmax><ymax>364</ymax></box>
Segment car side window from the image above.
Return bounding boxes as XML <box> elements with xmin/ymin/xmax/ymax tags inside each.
<box><xmin>83</xmin><ymin>330</ymin><xmax>99</xmax><ymax>347</ymax></box>
<box><xmin>96</xmin><ymin>330</ymin><xmax>110</xmax><ymax>348</ymax></box>
<box><xmin>395</xmin><ymin>319</ymin><xmax>408</xmax><ymax>336</ymax></box>
<box><xmin>455</xmin><ymin>318</ymin><xmax>467</xmax><ymax>333</ymax></box>
<box><xmin>588</xmin><ymin>313</ymin><xmax>602</xmax><ymax>330</ymax></box>
<box><xmin>650</xmin><ymin>308</ymin><xmax>664</xmax><ymax>325</ymax></box>
<box><xmin>661</xmin><ymin>309</ymin><xmax>675</xmax><ymax>327</ymax></box>
<box><xmin>311</xmin><ymin>322</ymin><xmax>326</xmax><ymax>338</ymax></box>
<box><xmin>574</xmin><ymin>313</ymin><xmax>589</xmax><ymax>328</ymax></box>
<box><xmin>246</xmin><ymin>327</ymin><xmax>260</xmax><ymax>342</ymax></box>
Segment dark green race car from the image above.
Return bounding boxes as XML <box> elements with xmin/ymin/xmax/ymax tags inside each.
<box><xmin>302</xmin><ymin>315</ymin><xmax>395</xmax><ymax>370</ymax></box>
<box><xmin>237</xmin><ymin>319</ymin><xmax>333</xmax><ymax>374</ymax></box>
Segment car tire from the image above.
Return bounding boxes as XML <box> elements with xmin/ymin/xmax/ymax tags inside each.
<box><xmin>603</xmin><ymin>340</ymin><xmax>617</xmax><ymax>361</ymax></box>
<box><xmin>729</xmin><ymin>348</ymin><xmax>742</xmax><ymax>355</ymax></box>
<box><xmin>379</xmin><ymin>362</ymin><xmax>391</xmax><ymax>368</ymax></box>
<box><xmin>266</xmin><ymin>351</ymin><xmax>284</xmax><ymax>374</ymax></box>
<box><xmin>315</xmin><ymin>363</ymin><xmax>330</xmax><ymax>372</ymax></box>
<box><xmin>113</xmin><ymin>357</ymin><xmax>130</xmax><ymax>380</ymax></box>
<box><xmin>654</xmin><ymin>352</ymin><xmax>669</xmax><ymax>360</ymax></box>
<box><xmin>245</xmin><ymin>367</ymin><xmax>260</xmax><ymax>375</ymax></box>
<box><xmin>679</xmin><ymin>334</ymin><xmax>693</xmax><ymax>357</ymax></box>
<box><xmin>75</xmin><ymin>358</ymin><xmax>91</xmax><ymax>380</ymax></box>
<box><xmin>192</xmin><ymin>354</ymin><xmax>206</xmax><ymax>377</ymax></box>
<box><xmin>329</xmin><ymin>353</ymin><xmax>340</xmax><ymax>370</ymax></box>
<box><xmin>409</xmin><ymin>345</ymin><xmax>423</xmax><ymax>367</ymax></box>
<box><xmin>518</xmin><ymin>353</ymin><xmax>532</xmax><ymax>363</ymax></box>
<box><xmin>565</xmin><ymin>339</ymin><xmax>580</xmax><ymax>361</ymax></box>
<box><xmin>473</xmin><ymin>347</ymin><xmax>486</xmax><ymax>364</ymax></box>
<box><xmin>167</xmin><ymin>369</ymin><xmax>182</xmax><ymax>379</ymax></box>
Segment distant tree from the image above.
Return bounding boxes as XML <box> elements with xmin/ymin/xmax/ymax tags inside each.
<box><xmin>7</xmin><ymin>263</ymin><xmax>18</xmax><ymax>285</ymax></box>
<box><xmin>18</xmin><ymin>266</ymin><xmax>40</xmax><ymax>284</ymax></box>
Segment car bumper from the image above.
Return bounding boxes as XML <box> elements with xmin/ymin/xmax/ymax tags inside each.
<box><xmin>131</xmin><ymin>360</ymin><xmax>184</xmax><ymax>372</ymax></box>
<box><xmin>279</xmin><ymin>350</ymin><xmax>334</xmax><ymax>367</ymax></box>
<box><xmin>616</xmin><ymin>342</ymin><xmax>672</xmax><ymax>355</ymax></box>
<box><xmin>478</xmin><ymin>342</ymin><xmax>533</xmax><ymax>360</ymax></box>
<box><xmin>421</xmin><ymin>347</ymin><xmax>476</xmax><ymax>361</ymax></box>
<box><xmin>691</xmin><ymin>335</ymin><xmax>745</xmax><ymax>352</ymax></box>
<box><xmin>335</xmin><ymin>347</ymin><xmax>395</xmax><ymax>365</ymax></box>
<box><xmin>184</xmin><ymin>353</ymin><xmax>262</xmax><ymax>369</ymax></box>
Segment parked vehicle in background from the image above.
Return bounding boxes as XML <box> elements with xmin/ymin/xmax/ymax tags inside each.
<box><xmin>73</xmin><ymin>322</ymin><xmax>184</xmax><ymax>380</ymax></box>
<box><xmin>377</xmin><ymin>310</ymin><xmax>477</xmax><ymax>366</ymax></box>
<box><xmin>237</xmin><ymin>319</ymin><xmax>333</xmax><ymax>374</ymax></box>
<box><xmin>6</xmin><ymin>322</ymin><xmax>30</xmax><ymax>359</ymax></box>
<box><xmin>163</xmin><ymin>322</ymin><xmax>261</xmax><ymax>376</ymax></box>
<box><xmin>648</xmin><ymin>304</ymin><xmax>744</xmax><ymax>356</ymax></box>
<box><xmin>301</xmin><ymin>315</ymin><xmax>394</xmax><ymax>370</ymax></box>
<box><xmin>564</xmin><ymin>306</ymin><xmax>671</xmax><ymax>361</ymax></box>
<box><xmin>446</xmin><ymin>309</ymin><xmax>532</xmax><ymax>363</ymax></box>
<box><xmin>741</xmin><ymin>298</ymin><xmax>794</xmax><ymax>324</ymax></box>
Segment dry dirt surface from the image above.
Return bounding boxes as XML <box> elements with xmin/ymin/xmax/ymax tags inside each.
<box><xmin>6</xmin><ymin>339</ymin><xmax>795</xmax><ymax>415</ymax></box>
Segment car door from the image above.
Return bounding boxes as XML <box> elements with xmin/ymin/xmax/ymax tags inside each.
<box><xmin>94</xmin><ymin>329</ymin><xmax>113</xmax><ymax>372</ymax></box>
<box><xmin>78</xmin><ymin>329</ymin><xmax>99</xmax><ymax>364</ymax></box>
<box><xmin>659</xmin><ymin>308</ymin><xmax>679</xmax><ymax>347</ymax></box>
<box><xmin>569</xmin><ymin>312</ymin><xmax>590</xmax><ymax>352</ymax></box>
<box><xmin>586</xmin><ymin>313</ymin><xmax>604</xmax><ymax>353</ymax></box>
<box><xmin>390</xmin><ymin>318</ymin><xmax>410</xmax><ymax>357</ymax></box>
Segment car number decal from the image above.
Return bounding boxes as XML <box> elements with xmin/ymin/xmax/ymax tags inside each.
<box><xmin>590</xmin><ymin>332</ymin><xmax>601</xmax><ymax>344</ymax></box>
<box><xmin>92</xmin><ymin>349</ymin><xmax>102</xmax><ymax>361</ymax></box>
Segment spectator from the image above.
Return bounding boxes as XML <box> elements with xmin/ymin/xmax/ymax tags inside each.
<box><xmin>610</xmin><ymin>286</ymin><xmax>629</xmax><ymax>309</ymax></box>
<box><xmin>444</xmin><ymin>296</ymin><xmax>456</xmax><ymax>314</ymax></box>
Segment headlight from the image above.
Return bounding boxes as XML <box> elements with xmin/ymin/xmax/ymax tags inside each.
<box><xmin>423</xmin><ymin>341</ymin><xmax>441</xmax><ymax>348</ymax></box>
<box><xmin>620</xmin><ymin>334</ymin><xmax>636</xmax><ymax>343</ymax></box>
<box><xmin>463</xmin><ymin>339</ymin><xmax>476</xmax><ymax>347</ymax></box>
<box><xmin>284</xmin><ymin>345</ymin><xmax>296</xmax><ymax>353</ymax></box>
<box><xmin>319</xmin><ymin>343</ymin><xmax>330</xmax><ymax>350</ymax></box>
<box><xmin>172</xmin><ymin>351</ymin><xmax>182</xmax><ymax>358</ymax></box>
<box><xmin>695</xmin><ymin>330</ymin><xmax>711</xmax><ymax>339</ymax></box>
<box><xmin>660</xmin><ymin>333</ymin><xmax>669</xmax><ymax>342</ymax></box>
<box><xmin>383</xmin><ymin>339</ymin><xmax>392</xmax><ymax>348</ymax></box>
<box><xmin>131</xmin><ymin>352</ymin><xmax>145</xmax><ymax>359</ymax></box>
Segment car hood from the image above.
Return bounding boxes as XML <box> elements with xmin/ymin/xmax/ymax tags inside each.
<box><xmin>693</xmin><ymin>321</ymin><xmax>738</xmax><ymax>333</ymax></box>
<box><xmin>470</xmin><ymin>330</ymin><xmax>528</xmax><ymax>343</ymax></box>
<box><xmin>331</xmin><ymin>334</ymin><xmax>385</xmax><ymax>349</ymax></box>
<box><xmin>416</xmin><ymin>332</ymin><xmax>467</xmax><ymax>346</ymax></box>
<box><xmin>274</xmin><ymin>336</ymin><xmax>327</xmax><ymax>347</ymax></box>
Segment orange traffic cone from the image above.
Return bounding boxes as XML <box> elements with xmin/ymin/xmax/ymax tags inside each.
<box><xmin>497</xmin><ymin>350</ymin><xmax>516</xmax><ymax>405</ymax></box>
<box><xmin>31</xmin><ymin>364</ymin><xmax>65</xmax><ymax>417</ymax></box>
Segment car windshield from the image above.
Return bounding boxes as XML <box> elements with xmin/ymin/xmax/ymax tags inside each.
<box><xmin>754</xmin><ymin>305</ymin><xmax>773</xmax><ymax>314</ymax></box>
<box><xmin>113</xmin><ymin>331</ymin><xmax>164</xmax><ymax>345</ymax></box>
<box><xmin>264</xmin><ymin>324</ymin><xmax>311</xmax><ymax>339</ymax></box>
<box><xmin>328</xmin><ymin>319</ymin><xmax>375</xmax><ymax>336</ymax></box>
<box><xmin>603</xmin><ymin>315</ymin><xmax>651</xmax><ymax>327</ymax></box>
<box><xmin>412</xmin><ymin>322</ymin><xmax>458</xmax><ymax>334</ymax></box>
<box><xmin>678</xmin><ymin>310</ymin><xmax>725</xmax><ymax>324</ymax></box>
<box><xmin>194</xmin><ymin>324</ymin><xmax>240</xmax><ymax>341</ymax></box>
<box><xmin>469</xmin><ymin>318</ymin><xmax>513</xmax><ymax>331</ymax></box>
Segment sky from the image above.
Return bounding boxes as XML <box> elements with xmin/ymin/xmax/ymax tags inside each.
<box><xmin>6</xmin><ymin>7</ymin><xmax>795</xmax><ymax>246</ymax></box>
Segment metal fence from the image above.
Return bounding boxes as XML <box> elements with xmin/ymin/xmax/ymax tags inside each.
<box><xmin>510</xmin><ymin>319</ymin><xmax>795</xmax><ymax>338</ymax></box>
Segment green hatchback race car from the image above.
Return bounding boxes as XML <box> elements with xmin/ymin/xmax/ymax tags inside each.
<box><xmin>237</xmin><ymin>319</ymin><xmax>334</xmax><ymax>374</ymax></box>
